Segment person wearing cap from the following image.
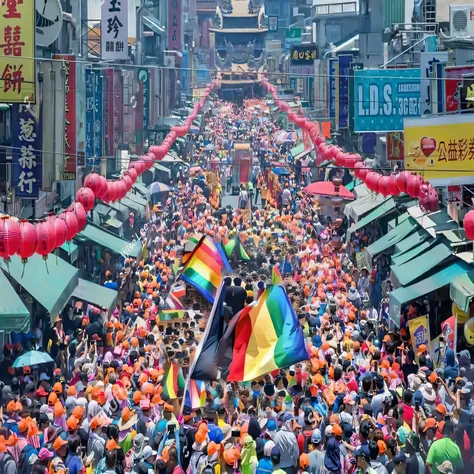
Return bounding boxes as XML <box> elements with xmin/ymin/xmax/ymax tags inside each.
<box><xmin>393</xmin><ymin>453</ymin><xmax>407</xmax><ymax>474</ymax></box>
<box><xmin>354</xmin><ymin>445</ymin><xmax>376</xmax><ymax>474</ymax></box>
<box><xmin>307</xmin><ymin>429</ymin><xmax>325</xmax><ymax>474</ymax></box>
<box><xmin>141</xmin><ymin>445</ymin><xmax>157</xmax><ymax>473</ymax></box>
<box><xmin>87</xmin><ymin>416</ymin><xmax>106</xmax><ymax>470</ymax></box>
<box><xmin>256</xmin><ymin>440</ymin><xmax>275</xmax><ymax>474</ymax></box>
<box><xmin>271</xmin><ymin>446</ymin><xmax>286</xmax><ymax>474</ymax></box>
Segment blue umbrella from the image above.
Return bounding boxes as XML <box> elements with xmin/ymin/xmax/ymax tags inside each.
<box><xmin>13</xmin><ymin>350</ymin><xmax>54</xmax><ymax>368</ymax></box>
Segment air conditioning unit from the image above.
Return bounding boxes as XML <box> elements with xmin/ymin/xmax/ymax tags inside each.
<box><xmin>450</xmin><ymin>5</ymin><xmax>474</xmax><ymax>38</ymax></box>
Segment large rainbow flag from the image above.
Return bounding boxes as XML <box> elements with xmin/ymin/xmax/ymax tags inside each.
<box><xmin>179</xmin><ymin>236</ymin><xmax>231</xmax><ymax>302</ymax></box>
<box><xmin>162</xmin><ymin>362</ymin><xmax>185</xmax><ymax>400</ymax></box>
<box><xmin>227</xmin><ymin>285</ymin><xmax>307</xmax><ymax>381</ymax></box>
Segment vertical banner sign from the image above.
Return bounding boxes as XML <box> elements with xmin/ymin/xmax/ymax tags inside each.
<box><xmin>105</xmin><ymin>69</ymin><xmax>114</xmax><ymax>158</ymax></box>
<box><xmin>101</xmin><ymin>0</ymin><xmax>128</xmax><ymax>60</ymax></box>
<box><xmin>334</xmin><ymin>62</ymin><xmax>339</xmax><ymax>126</ymax></box>
<box><xmin>444</xmin><ymin>65</ymin><xmax>474</xmax><ymax>113</ymax></box>
<box><xmin>85</xmin><ymin>69</ymin><xmax>95</xmax><ymax>163</ymax></box>
<box><xmin>94</xmin><ymin>72</ymin><xmax>104</xmax><ymax>160</ymax></box>
<box><xmin>76</xmin><ymin>62</ymin><xmax>86</xmax><ymax>168</ymax></box>
<box><xmin>407</xmin><ymin>315</ymin><xmax>430</xmax><ymax>364</ymax></box>
<box><xmin>103</xmin><ymin>69</ymin><xmax>109</xmax><ymax>158</ymax></box>
<box><xmin>0</xmin><ymin>0</ymin><xmax>36</xmax><ymax>103</ymax></box>
<box><xmin>419</xmin><ymin>52</ymin><xmax>448</xmax><ymax>115</ymax></box>
<box><xmin>54</xmin><ymin>55</ymin><xmax>77</xmax><ymax>180</ymax></box>
<box><xmin>337</xmin><ymin>54</ymin><xmax>353</xmax><ymax>129</ymax></box>
<box><xmin>135</xmin><ymin>79</ymin><xmax>144</xmax><ymax>155</ymax></box>
<box><xmin>139</xmin><ymin>68</ymin><xmax>150</xmax><ymax>132</ymax></box>
<box><xmin>387</xmin><ymin>132</ymin><xmax>404</xmax><ymax>161</ymax></box>
<box><xmin>442</xmin><ymin>315</ymin><xmax>457</xmax><ymax>351</ymax></box>
<box><xmin>348</xmin><ymin>62</ymin><xmax>363</xmax><ymax>132</ymax></box>
<box><xmin>113</xmin><ymin>69</ymin><xmax>123</xmax><ymax>150</ymax></box>
<box><xmin>328</xmin><ymin>59</ymin><xmax>337</xmax><ymax>119</ymax></box>
<box><xmin>168</xmin><ymin>0</ymin><xmax>182</xmax><ymax>51</ymax></box>
<box><xmin>12</xmin><ymin>103</ymin><xmax>42</xmax><ymax>198</ymax></box>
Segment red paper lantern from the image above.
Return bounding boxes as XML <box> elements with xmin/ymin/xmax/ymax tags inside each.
<box><xmin>465</xmin><ymin>211</ymin><xmax>474</xmax><ymax>240</ymax></box>
<box><xmin>36</xmin><ymin>220</ymin><xmax>56</xmax><ymax>257</ymax></box>
<box><xmin>123</xmin><ymin>173</ymin><xmax>133</xmax><ymax>191</ymax></box>
<box><xmin>0</xmin><ymin>216</ymin><xmax>21</xmax><ymax>259</ymax></box>
<box><xmin>419</xmin><ymin>185</ymin><xmax>439</xmax><ymax>213</ymax></box>
<box><xmin>358</xmin><ymin>165</ymin><xmax>368</xmax><ymax>181</ymax></box>
<box><xmin>365</xmin><ymin>172</ymin><xmax>381</xmax><ymax>193</ymax></box>
<box><xmin>59</xmin><ymin>209</ymin><xmax>78</xmax><ymax>241</ymax></box>
<box><xmin>387</xmin><ymin>174</ymin><xmax>400</xmax><ymax>196</ymax></box>
<box><xmin>294</xmin><ymin>117</ymin><xmax>306</xmax><ymax>128</ymax></box>
<box><xmin>115</xmin><ymin>180</ymin><xmax>128</xmax><ymax>200</ymax></box>
<box><xmin>75</xmin><ymin>187</ymin><xmax>95</xmax><ymax>212</ymax></box>
<box><xmin>128</xmin><ymin>167</ymin><xmax>138</xmax><ymax>184</ymax></box>
<box><xmin>134</xmin><ymin>160</ymin><xmax>146</xmax><ymax>175</ymax></box>
<box><xmin>72</xmin><ymin>202</ymin><xmax>87</xmax><ymax>232</ymax></box>
<box><xmin>353</xmin><ymin>162</ymin><xmax>364</xmax><ymax>179</ymax></box>
<box><xmin>49</xmin><ymin>215</ymin><xmax>68</xmax><ymax>249</ymax></box>
<box><xmin>378</xmin><ymin>176</ymin><xmax>390</xmax><ymax>197</ymax></box>
<box><xmin>106</xmin><ymin>181</ymin><xmax>118</xmax><ymax>202</ymax></box>
<box><xmin>150</xmin><ymin>145</ymin><xmax>167</xmax><ymax>160</ymax></box>
<box><xmin>142</xmin><ymin>153</ymin><xmax>154</xmax><ymax>169</ymax></box>
<box><xmin>406</xmin><ymin>174</ymin><xmax>424</xmax><ymax>198</ymax></box>
<box><xmin>17</xmin><ymin>220</ymin><xmax>37</xmax><ymax>261</ymax></box>
<box><xmin>99</xmin><ymin>176</ymin><xmax>108</xmax><ymax>198</ymax></box>
<box><xmin>345</xmin><ymin>154</ymin><xmax>357</xmax><ymax>169</ymax></box>
<box><xmin>396</xmin><ymin>171</ymin><xmax>411</xmax><ymax>193</ymax></box>
<box><xmin>84</xmin><ymin>172</ymin><xmax>104</xmax><ymax>199</ymax></box>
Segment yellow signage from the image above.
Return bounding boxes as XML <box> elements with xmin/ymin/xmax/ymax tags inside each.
<box><xmin>404</xmin><ymin>115</ymin><xmax>474</xmax><ymax>181</ymax></box>
<box><xmin>0</xmin><ymin>0</ymin><xmax>35</xmax><ymax>103</ymax></box>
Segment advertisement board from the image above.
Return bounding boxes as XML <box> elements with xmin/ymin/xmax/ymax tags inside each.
<box><xmin>328</xmin><ymin>59</ymin><xmax>337</xmax><ymax>119</ymax></box>
<box><xmin>168</xmin><ymin>0</ymin><xmax>183</xmax><ymax>51</ymax></box>
<box><xmin>419</xmin><ymin>52</ymin><xmax>448</xmax><ymax>115</ymax></box>
<box><xmin>290</xmin><ymin>45</ymin><xmax>318</xmax><ymax>65</ymax></box>
<box><xmin>404</xmin><ymin>114</ymin><xmax>474</xmax><ymax>184</ymax></box>
<box><xmin>285</xmin><ymin>28</ymin><xmax>301</xmax><ymax>48</ymax></box>
<box><xmin>101</xmin><ymin>0</ymin><xmax>128</xmax><ymax>60</ymax></box>
<box><xmin>444</xmin><ymin>65</ymin><xmax>474</xmax><ymax>113</ymax></box>
<box><xmin>387</xmin><ymin>132</ymin><xmax>404</xmax><ymax>161</ymax></box>
<box><xmin>353</xmin><ymin>69</ymin><xmax>421</xmax><ymax>133</ymax></box>
<box><xmin>337</xmin><ymin>54</ymin><xmax>353</xmax><ymax>129</ymax></box>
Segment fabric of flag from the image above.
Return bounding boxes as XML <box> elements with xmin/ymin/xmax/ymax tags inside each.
<box><xmin>184</xmin><ymin>380</ymin><xmax>207</xmax><ymax>409</ymax></box>
<box><xmin>162</xmin><ymin>362</ymin><xmax>185</xmax><ymax>400</ymax></box>
<box><xmin>272</xmin><ymin>265</ymin><xmax>282</xmax><ymax>285</ymax></box>
<box><xmin>227</xmin><ymin>285</ymin><xmax>308</xmax><ymax>382</ymax></box>
<box><xmin>165</xmin><ymin>292</ymin><xmax>184</xmax><ymax>311</ymax></box>
<box><xmin>224</xmin><ymin>236</ymin><xmax>250</xmax><ymax>261</ymax></box>
<box><xmin>159</xmin><ymin>310</ymin><xmax>185</xmax><ymax>321</ymax></box>
<box><xmin>179</xmin><ymin>236</ymin><xmax>231</xmax><ymax>303</ymax></box>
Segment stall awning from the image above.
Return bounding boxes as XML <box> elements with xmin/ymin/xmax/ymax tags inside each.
<box><xmin>153</xmin><ymin>162</ymin><xmax>171</xmax><ymax>175</ymax></box>
<box><xmin>0</xmin><ymin>254</ymin><xmax>79</xmax><ymax>321</ymax></box>
<box><xmin>126</xmin><ymin>192</ymin><xmax>148</xmax><ymax>209</ymax></box>
<box><xmin>388</xmin><ymin>212</ymin><xmax>410</xmax><ymax>231</ymax></box>
<box><xmin>450</xmin><ymin>271</ymin><xmax>474</xmax><ymax>314</ymax></box>
<box><xmin>347</xmin><ymin>198</ymin><xmax>396</xmax><ymax>235</ymax></box>
<box><xmin>389</xmin><ymin>261</ymin><xmax>472</xmax><ymax>326</ymax></box>
<box><xmin>120</xmin><ymin>196</ymin><xmax>145</xmax><ymax>218</ymax></box>
<box><xmin>393</xmin><ymin>228</ymin><xmax>432</xmax><ymax>255</ymax></box>
<box><xmin>365</xmin><ymin>217</ymin><xmax>419</xmax><ymax>260</ymax></box>
<box><xmin>132</xmin><ymin>182</ymin><xmax>151</xmax><ymax>197</ymax></box>
<box><xmin>391</xmin><ymin>239</ymin><xmax>436</xmax><ymax>266</ymax></box>
<box><xmin>60</xmin><ymin>242</ymin><xmax>79</xmax><ymax>264</ymax></box>
<box><xmin>290</xmin><ymin>143</ymin><xmax>305</xmax><ymax>158</ymax></box>
<box><xmin>353</xmin><ymin>184</ymin><xmax>371</xmax><ymax>199</ymax></box>
<box><xmin>272</xmin><ymin>167</ymin><xmax>290</xmax><ymax>176</ymax></box>
<box><xmin>0</xmin><ymin>270</ymin><xmax>30</xmax><ymax>332</ymax></box>
<box><xmin>344</xmin><ymin>193</ymin><xmax>387</xmax><ymax>222</ymax></box>
<box><xmin>72</xmin><ymin>278</ymin><xmax>118</xmax><ymax>313</ymax></box>
<box><xmin>142</xmin><ymin>14</ymin><xmax>165</xmax><ymax>34</ymax></box>
<box><xmin>346</xmin><ymin>179</ymin><xmax>362</xmax><ymax>192</ymax></box>
<box><xmin>391</xmin><ymin>242</ymin><xmax>453</xmax><ymax>287</ymax></box>
<box><xmin>408</xmin><ymin>207</ymin><xmax>459</xmax><ymax>233</ymax></box>
<box><xmin>76</xmin><ymin>224</ymin><xmax>141</xmax><ymax>258</ymax></box>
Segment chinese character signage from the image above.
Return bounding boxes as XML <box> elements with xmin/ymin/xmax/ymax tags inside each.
<box><xmin>113</xmin><ymin>70</ymin><xmax>123</xmax><ymax>150</ymax></box>
<box><xmin>85</xmin><ymin>68</ymin><xmax>95</xmax><ymax>163</ymax></box>
<box><xmin>337</xmin><ymin>55</ymin><xmax>353</xmax><ymax>129</ymax></box>
<box><xmin>268</xmin><ymin>16</ymin><xmax>278</xmax><ymax>32</ymax></box>
<box><xmin>290</xmin><ymin>45</ymin><xmax>318</xmax><ymax>66</ymax></box>
<box><xmin>0</xmin><ymin>0</ymin><xmax>35</xmax><ymax>103</ymax></box>
<box><xmin>12</xmin><ymin>103</ymin><xmax>42</xmax><ymax>198</ymax></box>
<box><xmin>101</xmin><ymin>0</ymin><xmax>128</xmax><ymax>60</ymax></box>
<box><xmin>354</xmin><ymin>69</ymin><xmax>421</xmax><ymax>133</ymax></box>
<box><xmin>139</xmin><ymin>68</ymin><xmax>150</xmax><ymax>132</ymax></box>
<box><xmin>54</xmin><ymin>55</ymin><xmax>77</xmax><ymax>180</ymax></box>
<box><xmin>348</xmin><ymin>61</ymin><xmax>362</xmax><ymax>132</ymax></box>
<box><xmin>444</xmin><ymin>65</ymin><xmax>474</xmax><ymax>113</ymax></box>
<box><xmin>419</xmin><ymin>52</ymin><xmax>447</xmax><ymax>115</ymax></box>
<box><xmin>94</xmin><ymin>72</ymin><xmax>103</xmax><ymax>159</ymax></box>
<box><xmin>168</xmin><ymin>0</ymin><xmax>182</xmax><ymax>51</ymax></box>
<box><xmin>404</xmin><ymin>114</ymin><xmax>474</xmax><ymax>183</ymax></box>
<box><xmin>328</xmin><ymin>59</ymin><xmax>337</xmax><ymax>119</ymax></box>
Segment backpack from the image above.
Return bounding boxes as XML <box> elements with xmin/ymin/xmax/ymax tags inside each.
<box><xmin>180</xmin><ymin>425</ymin><xmax>196</xmax><ymax>471</ymax></box>
<box><xmin>201</xmin><ymin>460</ymin><xmax>220</xmax><ymax>474</ymax></box>
<box><xmin>18</xmin><ymin>444</ymin><xmax>37</xmax><ymax>474</ymax></box>
<box><xmin>0</xmin><ymin>452</ymin><xmax>15</xmax><ymax>474</ymax></box>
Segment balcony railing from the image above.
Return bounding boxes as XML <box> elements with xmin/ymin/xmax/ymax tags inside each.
<box><xmin>313</xmin><ymin>2</ymin><xmax>357</xmax><ymax>16</ymax></box>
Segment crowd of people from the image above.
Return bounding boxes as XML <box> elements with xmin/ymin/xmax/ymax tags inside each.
<box><xmin>0</xmin><ymin>100</ymin><xmax>471</xmax><ymax>474</ymax></box>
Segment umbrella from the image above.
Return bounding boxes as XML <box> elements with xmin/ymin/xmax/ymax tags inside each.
<box><xmin>149</xmin><ymin>182</ymin><xmax>172</xmax><ymax>194</ymax></box>
<box><xmin>274</xmin><ymin>130</ymin><xmax>298</xmax><ymax>142</ymax></box>
<box><xmin>13</xmin><ymin>350</ymin><xmax>54</xmax><ymax>368</ymax></box>
<box><xmin>205</xmin><ymin>144</ymin><xmax>215</xmax><ymax>151</ymax></box>
<box><xmin>303</xmin><ymin>181</ymin><xmax>354</xmax><ymax>200</ymax></box>
<box><xmin>272</xmin><ymin>167</ymin><xmax>290</xmax><ymax>176</ymax></box>
<box><xmin>190</xmin><ymin>125</ymin><xmax>200</xmax><ymax>132</ymax></box>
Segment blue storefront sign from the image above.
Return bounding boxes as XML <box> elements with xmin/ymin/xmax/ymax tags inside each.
<box><xmin>338</xmin><ymin>54</ymin><xmax>353</xmax><ymax>129</ymax></box>
<box><xmin>85</xmin><ymin>68</ymin><xmax>95</xmax><ymax>163</ymax></box>
<box><xmin>328</xmin><ymin>59</ymin><xmax>337</xmax><ymax>119</ymax></box>
<box><xmin>94</xmin><ymin>72</ymin><xmax>103</xmax><ymax>160</ymax></box>
<box><xmin>353</xmin><ymin>69</ymin><xmax>421</xmax><ymax>132</ymax></box>
<box><xmin>12</xmin><ymin>103</ymin><xmax>42</xmax><ymax>199</ymax></box>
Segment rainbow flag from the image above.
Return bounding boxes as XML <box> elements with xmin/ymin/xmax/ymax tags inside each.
<box><xmin>162</xmin><ymin>362</ymin><xmax>185</xmax><ymax>400</ymax></box>
<box><xmin>179</xmin><ymin>236</ymin><xmax>231</xmax><ymax>303</ymax></box>
<box><xmin>224</xmin><ymin>236</ymin><xmax>250</xmax><ymax>261</ymax></box>
<box><xmin>272</xmin><ymin>265</ymin><xmax>282</xmax><ymax>285</ymax></box>
<box><xmin>184</xmin><ymin>380</ymin><xmax>207</xmax><ymax>409</ymax></box>
<box><xmin>159</xmin><ymin>310</ymin><xmax>185</xmax><ymax>321</ymax></box>
<box><xmin>227</xmin><ymin>285</ymin><xmax>307</xmax><ymax>382</ymax></box>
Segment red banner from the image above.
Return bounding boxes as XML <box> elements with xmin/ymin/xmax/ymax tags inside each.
<box><xmin>387</xmin><ymin>132</ymin><xmax>404</xmax><ymax>161</ymax></box>
<box><xmin>445</xmin><ymin>65</ymin><xmax>474</xmax><ymax>113</ymax></box>
<box><xmin>442</xmin><ymin>315</ymin><xmax>457</xmax><ymax>351</ymax></box>
<box><xmin>54</xmin><ymin>54</ymin><xmax>77</xmax><ymax>180</ymax></box>
<box><xmin>168</xmin><ymin>0</ymin><xmax>183</xmax><ymax>52</ymax></box>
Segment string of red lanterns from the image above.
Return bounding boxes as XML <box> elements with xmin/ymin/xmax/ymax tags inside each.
<box><xmin>0</xmin><ymin>78</ymin><xmax>222</xmax><ymax>262</ymax></box>
<box><xmin>260</xmin><ymin>77</ymin><xmax>439</xmax><ymax>214</ymax></box>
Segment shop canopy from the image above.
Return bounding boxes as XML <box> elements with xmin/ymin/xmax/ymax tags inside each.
<box><xmin>346</xmin><ymin>179</ymin><xmax>362</xmax><ymax>192</ymax></box>
<box><xmin>121</xmin><ymin>196</ymin><xmax>145</xmax><ymax>219</ymax></box>
<box><xmin>126</xmin><ymin>192</ymin><xmax>148</xmax><ymax>210</ymax></box>
<box><xmin>365</xmin><ymin>217</ymin><xmax>419</xmax><ymax>262</ymax></box>
<box><xmin>388</xmin><ymin>211</ymin><xmax>410</xmax><ymax>231</ymax></box>
<box><xmin>72</xmin><ymin>278</ymin><xmax>118</xmax><ymax>313</ymax></box>
<box><xmin>0</xmin><ymin>270</ymin><xmax>30</xmax><ymax>333</ymax></box>
<box><xmin>76</xmin><ymin>224</ymin><xmax>141</xmax><ymax>258</ymax></box>
<box><xmin>389</xmin><ymin>261</ymin><xmax>472</xmax><ymax>327</ymax></box>
<box><xmin>346</xmin><ymin>198</ymin><xmax>396</xmax><ymax>235</ymax></box>
<box><xmin>60</xmin><ymin>242</ymin><xmax>79</xmax><ymax>264</ymax></box>
<box><xmin>450</xmin><ymin>270</ymin><xmax>474</xmax><ymax>314</ymax></box>
<box><xmin>304</xmin><ymin>181</ymin><xmax>354</xmax><ymax>200</ymax></box>
<box><xmin>0</xmin><ymin>254</ymin><xmax>79</xmax><ymax>323</ymax></box>
<box><xmin>352</xmin><ymin>184</ymin><xmax>371</xmax><ymax>199</ymax></box>
<box><xmin>272</xmin><ymin>167</ymin><xmax>290</xmax><ymax>176</ymax></box>
<box><xmin>290</xmin><ymin>143</ymin><xmax>305</xmax><ymax>158</ymax></box>
<box><xmin>132</xmin><ymin>182</ymin><xmax>150</xmax><ymax>197</ymax></box>
<box><xmin>391</xmin><ymin>242</ymin><xmax>453</xmax><ymax>287</ymax></box>
<box><xmin>391</xmin><ymin>239</ymin><xmax>437</xmax><ymax>267</ymax></box>
<box><xmin>344</xmin><ymin>193</ymin><xmax>388</xmax><ymax>222</ymax></box>
<box><xmin>393</xmin><ymin>228</ymin><xmax>432</xmax><ymax>255</ymax></box>
<box><xmin>153</xmin><ymin>162</ymin><xmax>171</xmax><ymax>175</ymax></box>
<box><xmin>408</xmin><ymin>207</ymin><xmax>459</xmax><ymax>233</ymax></box>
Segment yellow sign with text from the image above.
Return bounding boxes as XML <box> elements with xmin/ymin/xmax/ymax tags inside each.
<box><xmin>404</xmin><ymin>115</ymin><xmax>474</xmax><ymax>181</ymax></box>
<box><xmin>0</xmin><ymin>0</ymin><xmax>36</xmax><ymax>103</ymax></box>
<box><xmin>408</xmin><ymin>315</ymin><xmax>430</xmax><ymax>364</ymax></box>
